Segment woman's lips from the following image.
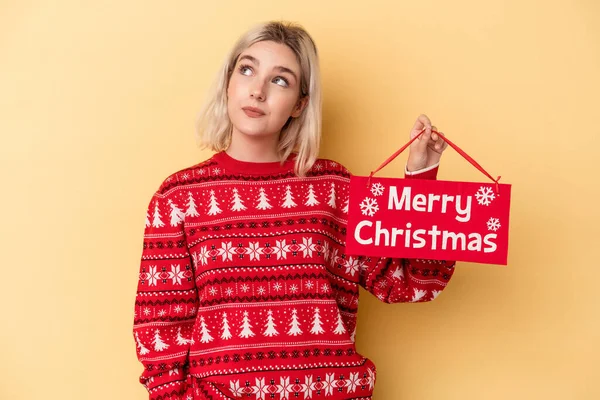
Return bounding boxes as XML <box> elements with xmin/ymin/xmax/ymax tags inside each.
<box><xmin>243</xmin><ymin>108</ymin><xmax>265</xmax><ymax>118</ymax></box>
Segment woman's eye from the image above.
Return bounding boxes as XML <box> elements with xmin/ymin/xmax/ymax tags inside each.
<box><xmin>239</xmin><ymin>65</ymin><xmax>252</xmax><ymax>76</ymax></box>
<box><xmin>273</xmin><ymin>77</ymin><xmax>289</xmax><ymax>87</ymax></box>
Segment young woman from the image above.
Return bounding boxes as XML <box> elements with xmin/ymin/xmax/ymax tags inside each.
<box><xmin>133</xmin><ymin>20</ymin><xmax>454</xmax><ymax>400</ymax></box>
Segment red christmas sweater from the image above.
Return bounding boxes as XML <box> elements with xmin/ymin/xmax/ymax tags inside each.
<box><xmin>133</xmin><ymin>151</ymin><xmax>456</xmax><ymax>399</ymax></box>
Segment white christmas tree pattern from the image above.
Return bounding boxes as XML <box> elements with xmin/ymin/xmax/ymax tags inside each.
<box><xmin>239</xmin><ymin>311</ymin><xmax>255</xmax><ymax>338</ymax></box>
<box><xmin>333</xmin><ymin>312</ymin><xmax>347</xmax><ymax>335</ymax></box>
<box><xmin>327</xmin><ymin>183</ymin><xmax>337</xmax><ymax>208</ymax></box>
<box><xmin>370</xmin><ymin>182</ymin><xmax>385</xmax><ymax>197</ymax></box>
<box><xmin>392</xmin><ymin>266</ymin><xmax>404</xmax><ymax>280</ymax></box>
<box><xmin>135</xmin><ymin>332</ymin><xmax>150</xmax><ymax>355</ymax></box>
<box><xmin>221</xmin><ymin>312</ymin><xmax>233</xmax><ymax>340</ymax></box>
<box><xmin>152</xmin><ymin>329</ymin><xmax>169</xmax><ymax>351</ymax></box>
<box><xmin>185</xmin><ymin>191</ymin><xmax>200</xmax><ymax>217</ymax></box>
<box><xmin>175</xmin><ymin>327</ymin><xmax>191</xmax><ymax>346</ymax></box>
<box><xmin>230</xmin><ymin>188</ymin><xmax>247</xmax><ymax>212</ymax></box>
<box><xmin>411</xmin><ymin>288</ymin><xmax>427</xmax><ymax>302</ymax></box>
<box><xmin>287</xmin><ymin>308</ymin><xmax>303</xmax><ymax>336</ymax></box>
<box><xmin>207</xmin><ymin>190</ymin><xmax>223</xmax><ymax>216</ymax></box>
<box><xmin>281</xmin><ymin>185</ymin><xmax>297</xmax><ymax>208</ymax></box>
<box><xmin>475</xmin><ymin>186</ymin><xmax>496</xmax><ymax>206</ymax></box>
<box><xmin>256</xmin><ymin>187</ymin><xmax>273</xmax><ymax>210</ymax></box>
<box><xmin>342</xmin><ymin>197</ymin><xmax>349</xmax><ymax>214</ymax></box>
<box><xmin>168</xmin><ymin>199</ymin><xmax>186</xmax><ymax>226</ymax></box>
<box><xmin>487</xmin><ymin>217</ymin><xmax>501</xmax><ymax>232</ymax></box>
<box><xmin>360</xmin><ymin>197</ymin><xmax>379</xmax><ymax>217</ymax></box>
<box><xmin>263</xmin><ymin>309</ymin><xmax>279</xmax><ymax>337</ymax></box>
<box><xmin>310</xmin><ymin>307</ymin><xmax>325</xmax><ymax>334</ymax></box>
<box><xmin>152</xmin><ymin>202</ymin><xmax>165</xmax><ymax>228</ymax></box>
<box><xmin>305</xmin><ymin>184</ymin><xmax>320</xmax><ymax>206</ymax></box>
<box><xmin>199</xmin><ymin>316</ymin><xmax>214</xmax><ymax>343</ymax></box>
<box><xmin>145</xmin><ymin>210</ymin><xmax>150</xmax><ymax>227</ymax></box>
<box><xmin>350</xmin><ymin>327</ymin><xmax>356</xmax><ymax>342</ymax></box>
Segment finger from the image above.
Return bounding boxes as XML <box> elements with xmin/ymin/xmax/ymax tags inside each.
<box><xmin>411</xmin><ymin>114</ymin><xmax>432</xmax><ymax>137</ymax></box>
<box><xmin>419</xmin><ymin>114</ymin><xmax>432</xmax><ymax>137</ymax></box>
<box><xmin>431</xmin><ymin>126</ymin><xmax>438</xmax><ymax>141</ymax></box>
<box><xmin>419</xmin><ymin>123</ymin><xmax>431</xmax><ymax>150</ymax></box>
<box><xmin>435</xmin><ymin>132</ymin><xmax>448</xmax><ymax>151</ymax></box>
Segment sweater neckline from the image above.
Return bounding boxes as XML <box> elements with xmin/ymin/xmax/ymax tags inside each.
<box><xmin>213</xmin><ymin>150</ymin><xmax>296</xmax><ymax>175</ymax></box>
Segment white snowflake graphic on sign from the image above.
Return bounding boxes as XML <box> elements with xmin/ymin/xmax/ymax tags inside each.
<box><xmin>475</xmin><ymin>186</ymin><xmax>496</xmax><ymax>206</ymax></box>
<box><xmin>370</xmin><ymin>182</ymin><xmax>385</xmax><ymax>197</ymax></box>
<box><xmin>487</xmin><ymin>217</ymin><xmax>501</xmax><ymax>232</ymax></box>
<box><xmin>360</xmin><ymin>197</ymin><xmax>379</xmax><ymax>217</ymax></box>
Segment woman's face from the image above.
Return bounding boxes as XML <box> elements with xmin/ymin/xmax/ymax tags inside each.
<box><xmin>227</xmin><ymin>40</ymin><xmax>307</xmax><ymax>142</ymax></box>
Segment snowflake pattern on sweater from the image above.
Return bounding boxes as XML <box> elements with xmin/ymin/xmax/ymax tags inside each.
<box><xmin>133</xmin><ymin>151</ymin><xmax>456</xmax><ymax>399</ymax></box>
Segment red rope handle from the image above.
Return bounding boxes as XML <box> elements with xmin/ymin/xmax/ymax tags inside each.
<box><xmin>368</xmin><ymin>129</ymin><xmax>502</xmax><ymax>193</ymax></box>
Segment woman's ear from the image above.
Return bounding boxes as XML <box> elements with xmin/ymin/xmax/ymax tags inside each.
<box><xmin>291</xmin><ymin>95</ymin><xmax>309</xmax><ymax>118</ymax></box>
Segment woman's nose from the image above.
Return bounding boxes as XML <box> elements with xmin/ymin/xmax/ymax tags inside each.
<box><xmin>250</xmin><ymin>81</ymin><xmax>266</xmax><ymax>101</ymax></box>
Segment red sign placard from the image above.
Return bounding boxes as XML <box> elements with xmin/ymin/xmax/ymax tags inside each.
<box><xmin>346</xmin><ymin>177</ymin><xmax>511</xmax><ymax>265</ymax></box>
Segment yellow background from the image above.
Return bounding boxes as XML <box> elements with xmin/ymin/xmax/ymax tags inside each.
<box><xmin>1</xmin><ymin>1</ymin><xmax>598</xmax><ymax>399</ymax></box>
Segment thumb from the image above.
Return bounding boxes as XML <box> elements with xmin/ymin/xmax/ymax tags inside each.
<box><xmin>416</xmin><ymin>124</ymin><xmax>431</xmax><ymax>152</ymax></box>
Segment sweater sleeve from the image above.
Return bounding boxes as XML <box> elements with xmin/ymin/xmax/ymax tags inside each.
<box><xmin>133</xmin><ymin>182</ymin><xmax>198</xmax><ymax>399</ymax></box>
<box><xmin>355</xmin><ymin>163</ymin><xmax>456</xmax><ymax>303</ymax></box>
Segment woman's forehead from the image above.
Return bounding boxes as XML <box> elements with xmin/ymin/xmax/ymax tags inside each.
<box><xmin>239</xmin><ymin>41</ymin><xmax>299</xmax><ymax>68</ymax></box>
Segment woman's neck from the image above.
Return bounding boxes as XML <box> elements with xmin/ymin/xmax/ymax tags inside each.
<box><xmin>226</xmin><ymin>129</ymin><xmax>281</xmax><ymax>162</ymax></box>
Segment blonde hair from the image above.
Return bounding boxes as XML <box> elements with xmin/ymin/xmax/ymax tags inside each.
<box><xmin>195</xmin><ymin>21</ymin><xmax>322</xmax><ymax>177</ymax></box>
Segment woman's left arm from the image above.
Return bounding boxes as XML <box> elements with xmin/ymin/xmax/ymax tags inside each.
<box><xmin>357</xmin><ymin>162</ymin><xmax>456</xmax><ymax>303</ymax></box>
<box><xmin>358</xmin><ymin>114</ymin><xmax>456</xmax><ymax>303</ymax></box>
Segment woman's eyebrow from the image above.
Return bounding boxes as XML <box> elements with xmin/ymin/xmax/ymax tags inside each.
<box><xmin>238</xmin><ymin>54</ymin><xmax>298</xmax><ymax>82</ymax></box>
